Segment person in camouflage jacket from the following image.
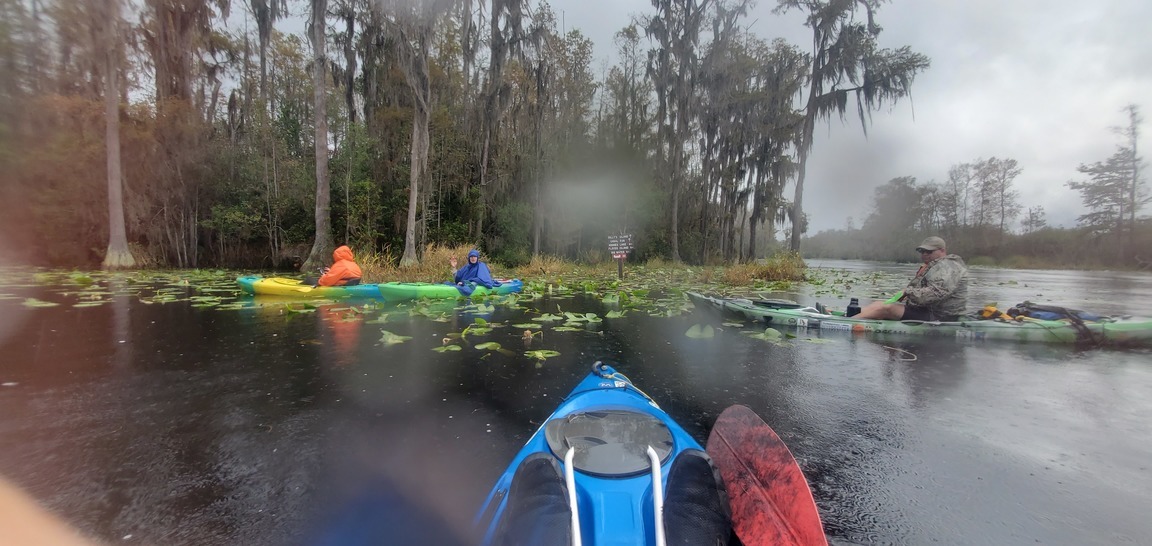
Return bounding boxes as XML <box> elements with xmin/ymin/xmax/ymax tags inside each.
<box><xmin>856</xmin><ymin>236</ymin><xmax>968</xmax><ymax>321</ymax></box>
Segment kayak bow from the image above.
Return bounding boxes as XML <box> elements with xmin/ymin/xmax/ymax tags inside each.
<box><xmin>474</xmin><ymin>362</ymin><xmax>731</xmax><ymax>546</ymax></box>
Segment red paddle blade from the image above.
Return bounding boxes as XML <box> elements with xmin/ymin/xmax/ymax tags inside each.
<box><xmin>706</xmin><ymin>404</ymin><xmax>828</xmax><ymax>546</ymax></box>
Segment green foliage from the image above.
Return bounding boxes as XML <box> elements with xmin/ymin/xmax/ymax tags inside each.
<box><xmin>491</xmin><ymin>202</ymin><xmax>533</xmax><ymax>266</ymax></box>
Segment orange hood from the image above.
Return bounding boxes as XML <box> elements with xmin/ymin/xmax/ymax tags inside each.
<box><xmin>332</xmin><ymin>245</ymin><xmax>354</xmax><ymax>262</ymax></box>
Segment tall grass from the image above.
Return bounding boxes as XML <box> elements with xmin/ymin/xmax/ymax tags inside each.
<box><xmin>358</xmin><ymin>244</ymin><xmax>484</xmax><ymax>283</ymax></box>
<box><xmin>722</xmin><ymin>252</ymin><xmax>806</xmax><ymax>284</ymax></box>
<box><xmin>350</xmin><ymin>246</ymin><xmax>805</xmax><ymax>287</ymax></box>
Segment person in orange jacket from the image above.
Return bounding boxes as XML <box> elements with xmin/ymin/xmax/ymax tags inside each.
<box><xmin>312</xmin><ymin>245</ymin><xmax>363</xmax><ymax>286</ymax></box>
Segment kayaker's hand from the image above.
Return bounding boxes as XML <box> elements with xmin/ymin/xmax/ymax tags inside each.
<box><xmin>449</xmin><ymin>256</ymin><xmax>457</xmax><ymax>269</ymax></box>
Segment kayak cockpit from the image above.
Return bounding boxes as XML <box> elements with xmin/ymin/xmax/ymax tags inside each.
<box><xmin>544</xmin><ymin>409</ymin><xmax>675</xmax><ymax>477</ymax></box>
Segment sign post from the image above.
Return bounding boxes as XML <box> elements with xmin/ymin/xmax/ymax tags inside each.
<box><xmin>607</xmin><ymin>234</ymin><xmax>634</xmax><ymax>280</ymax></box>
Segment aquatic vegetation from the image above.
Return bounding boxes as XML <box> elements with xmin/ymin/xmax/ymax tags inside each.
<box><xmin>5</xmin><ymin>256</ymin><xmax>860</xmax><ymax>367</ymax></box>
<box><xmin>462</xmin><ymin>318</ymin><xmax>493</xmax><ymax>337</ymax></box>
<box><xmin>685</xmin><ymin>324</ymin><xmax>715</xmax><ymax>339</ymax></box>
<box><xmin>743</xmin><ymin>328</ymin><xmax>788</xmax><ymax>346</ymax></box>
<box><xmin>378</xmin><ymin>330</ymin><xmax>412</xmax><ymax>345</ymax></box>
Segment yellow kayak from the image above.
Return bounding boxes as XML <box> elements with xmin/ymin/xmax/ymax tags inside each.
<box><xmin>236</xmin><ymin>276</ymin><xmax>383</xmax><ymax>298</ymax></box>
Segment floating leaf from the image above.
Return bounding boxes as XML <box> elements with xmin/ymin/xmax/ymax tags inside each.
<box><xmin>512</xmin><ymin>323</ymin><xmax>541</xmax><ymax>329</ymax></box>
<box><xmin>722</xmin><ymin>321</ymin><xmax>744</xmax><ymax>327</ymax></box>
<box><xmin>553</xmin><ymin>326</ymin><xmax>585</xmax><ymax>332</ymax></box>
<box><xmin>365</xmin><ymin>313</ymin><xmax>390</xmax><ymax>324</ymax></box>
<box><xmin>525</xmin><ymin>350</ymin><xmax>561</xmax><ymax>361</ymax></box>
<box><xmin>379</xmin><ymin>330</ymin><xmax>412</xmax><ymax>345</ymax></box>
<box><xmin>68</xmin><ymin>273</ymin><xmax>96</xmax><ymax>286</ymax></box>
<box><xmin>432</xmin><ymin>345</ymin><xmax>462</xmax><ymax>352</ymax></box>
<box><xmin>475</xmin><ymin>342</ymin><xmax>503</xmax><ymax>351</ymax></box>
<box><xmin>605</xmin><ymin>310</ymin><xmax>626</xmax><ymax>319</ymax></box>
<box><xmin>72</xmin><ymin>301</ymin><xmax>109</xmax><ymax>308</ymax></box>
<box><xmin>283</xmin><ymin>303</ymin><xmax>317</xmax><ymax>314</ymax></box>
<box><xmin>685</xmin><ymin>324</ymin><xmax>715</xmax><ymax>339</ymax></box>
<box><xmin>534</xmin><ymin>313</ymin><xmax>563</xmax><ymax>322</ymax></box>
<box><xmin>22</xmin><ymin>298</ymin><xmax>59</xmax><ymax>308</ymax></box>
<box><xmin>462</xmin><ymin>324</ymin><xmax>492</xmax><ymax>336</ymax></box>
<box><xmin>743</xmin><ymin>328</ymin><xmax>787</xmax><ymax>344</ymax></box>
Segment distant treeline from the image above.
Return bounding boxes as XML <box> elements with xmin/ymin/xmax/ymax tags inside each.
<box><xmin>804</xmin><ymin>108</ymin><xmax>1149</xmax><ymax>271</ymax></box>
<box><xmin>803</xmin><ymin>223</ymin><xmax>1152</xmax><ymax>269</ymax></box>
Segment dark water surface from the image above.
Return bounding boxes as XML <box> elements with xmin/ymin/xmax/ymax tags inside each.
<box><xmin>1</xmin><ymin>262</ymin><xmax>1151</xmax><ymax>545</ymax></box>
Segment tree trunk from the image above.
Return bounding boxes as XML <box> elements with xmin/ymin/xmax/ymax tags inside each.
<box><xmin>342</xmin><ymin>9</ymin><xmax>356</xmax><ymax>123</ymax></box>
<box><xmin>402</xmin><ymin>101</ymin><xmax>428</xmax><ymax>266</ymax></box>
<box><xmin>304</xmin><ymin>0</ymin><xmax>332</xmax><ymax>270</ymax></box>
<box><xmin>101</xmin><ymin>0</ymin><xmax>134</xmax><ymax>269</ymax></box>
<box><xmin>397</xmin><ymin>21</ymin><xmax>433</xmax><ymax>267</ymax></box>
<box><xmin>1127</xmin><ymin>105</ymin><xmax>1140</xmax><ymax>260</ymax></box>
<box><xmin>790</xmin><ymin>114</ymin><xmax>814</xmax><ymax>252</ymax></box>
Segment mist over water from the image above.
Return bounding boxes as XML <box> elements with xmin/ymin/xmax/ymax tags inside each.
<box><xmin>1</xmin><ymin>263</ymin><xmax>1150</xmax><ymax>545</ymax></box>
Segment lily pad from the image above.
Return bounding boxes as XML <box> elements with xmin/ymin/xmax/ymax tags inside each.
<box><xmin>685</xmin><ymin>324</ymin><xmax>715</xmax><ymax>339</ymax></box>
<box><xmin>379</xmin><ymin>330</ymin><xmax>413</xmax><ymax>345</ymax></box>
<box><xmin>432</xmin><ymin>344</ymin><xmax>462</xmax><ymax>352</ymax></box>
<box><xmin>605</xmin><ymin>310</ymin><xmax>626</xmax><ymax>319</ymax></box>
<box><xmin>22</xmin><ymin>298</ymin><xmax>59</xmax><ymax>308</ymax></box>
<box><xmin>525</xmin><ymin>350</ymin><xmax>561</xmax><ymax>361</ymax></box>
<box><xmin>743</xmin><ymin>328</ymin><xmax>788</xmax><ymax>345</ymax></box>
<box><xmin>475</xmin><ymin>342</ymin><xmax>503</xmax><ymax>351</ymax></box>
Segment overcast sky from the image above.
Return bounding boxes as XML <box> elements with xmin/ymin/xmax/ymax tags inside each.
<box><xmin>549</xmin><ymin>0</ymin><xmax>1152</xmax><ymax>234</ymax></box>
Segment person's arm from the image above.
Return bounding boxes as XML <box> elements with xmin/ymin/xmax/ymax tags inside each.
<box><xmin>474</xmin><ymin>263</ymin><xmax>497</xmax><ymax>287</ymax></box>
<box><xmin>317</xmin><ymin>263</ymin><xmax>343</xmax><ymax>286</ymax></box>
<box><xmin>0</xmin><ymin>478</ymin><xmax>96</xmax><ymax>546</ymax></box>
<box><xmin>904</xmin><ymin>262</ymin><xmax>961</xmax><ymax>306</ymax></box>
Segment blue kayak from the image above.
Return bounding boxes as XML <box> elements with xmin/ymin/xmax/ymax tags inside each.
<box><xmin>474</xmin><ymin>362</ymin><xmax>731</xmax><ymax>546</ymax></box>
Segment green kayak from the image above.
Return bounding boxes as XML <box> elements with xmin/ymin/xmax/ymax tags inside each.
<box><xmin>377</xmin><ymin>279</ymin><xmax>524</xmax><ymax>301</ymax></box>
<box><xmin>687</xmin><ymin>292</ymin><xmax>1152</xmax><ymax>346</ymax></box>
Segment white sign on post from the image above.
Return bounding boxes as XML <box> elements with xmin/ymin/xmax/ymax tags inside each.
<box><xmin>607</xmin><ymin>234</ymin><xmax>634</xmax><ymax>257</ymax></box>
<box><xmin>607</xmin><ymin>235</ymin><xmax>633</xmax><ymax>279</ymax></box>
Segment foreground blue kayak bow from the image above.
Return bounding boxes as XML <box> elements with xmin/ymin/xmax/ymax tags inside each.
<box><xmin>474</xmin><ymin>362</ymin><xmax>731</xmax><ymax>546</ymax></box>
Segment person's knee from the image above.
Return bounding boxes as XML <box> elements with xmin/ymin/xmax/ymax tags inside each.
<box><xmin>884</xmin><ymin>303</ymin><xmax>906</xmax><ymax>320</ymax></box>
